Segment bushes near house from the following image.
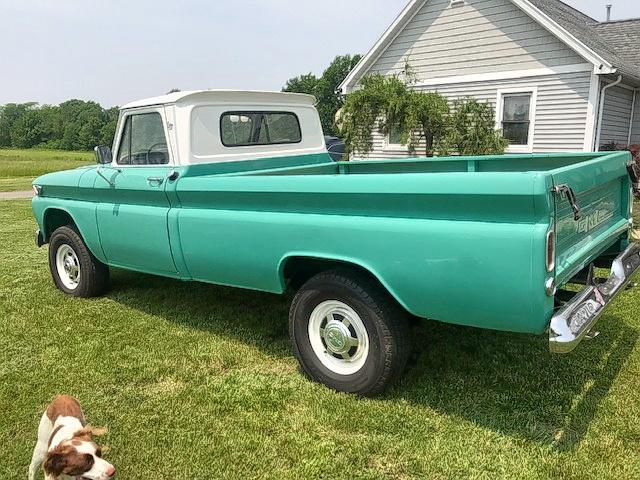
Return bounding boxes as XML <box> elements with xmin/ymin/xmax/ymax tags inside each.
<box><xmin>338</xmin><ymin>72</ymin><xmax>508</xmax><ymax>158</ymax></box>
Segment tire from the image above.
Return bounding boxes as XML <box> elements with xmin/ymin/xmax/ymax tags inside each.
<box><xmin>289</xmin><ymin>269</ymin><xmax>410</xmax><ymax>396</ymax></box>
<box><xmin>48</xmin><ymin>226</ymin><xmax>109</xmax><ymax>298</ymax></box>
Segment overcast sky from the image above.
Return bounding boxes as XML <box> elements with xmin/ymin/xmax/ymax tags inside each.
<box><xmin>0</xmin><ymin>0</ymin><xmax>636</xmax><ymax>107</ymax></box>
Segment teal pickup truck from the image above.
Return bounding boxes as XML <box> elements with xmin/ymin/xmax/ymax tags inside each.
<box><xmin>32</xmin><ymin>90</ymin><xmax>640</xmax><ymax>395</ymax></box>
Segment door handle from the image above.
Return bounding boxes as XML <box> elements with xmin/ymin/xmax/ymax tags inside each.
<box><xmin>147</xmin><ymin>177</ymin><xmax>164</xmax><ymax>186</ymax></box>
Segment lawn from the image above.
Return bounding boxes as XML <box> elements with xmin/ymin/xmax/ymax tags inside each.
<box><xmin>0</xmin><ymin>149</ymin><xmax>92</xmax><ymax>192</ymax></box>
<box><xmin>1</xmin><ymin>200</ymin><xmax>639</xmax><ymax>480</ymax></box>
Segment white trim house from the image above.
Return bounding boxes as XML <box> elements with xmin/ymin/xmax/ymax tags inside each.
<box><xmin>339</xmin><ymin>0</ymin><xmax>640</xmax><ymax>157</ymax></box>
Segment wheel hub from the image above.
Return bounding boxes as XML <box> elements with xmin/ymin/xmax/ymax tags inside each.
<box><xmin>308</xmin><ymin>300</ymin><xmax>370</xmax><ymax>375</ymax></box>
<box><xmin>323</xmin><ymin>321</ymin><xmax>351</xmax><ymax>355</ymax></box>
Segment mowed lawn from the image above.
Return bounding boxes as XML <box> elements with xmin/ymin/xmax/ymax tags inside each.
<box><xmin>1</xmin><ymin>201</ymin><xmax>640</xmax><ymax>480</ymax></box>
<box><xmin>0</xmin><ymin>149</ymin><xmax>92</xmax><ymax>192</ymax></box>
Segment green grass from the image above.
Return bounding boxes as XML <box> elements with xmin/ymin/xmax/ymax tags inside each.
<box><xmin>1</xmin><ymin>200</ymin><xmax>640</xmax><ymax>479</ymax></box>
<box><xmin>0</xmin><ymin>149</ymin><xmax>92</xmax><ymax>192</ymax></box>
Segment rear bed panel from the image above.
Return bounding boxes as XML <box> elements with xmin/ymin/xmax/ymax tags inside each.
<box><xmin>551</xmin><ymin>152</ymin><xmax>632</xmax><ymax>285</ymax></box>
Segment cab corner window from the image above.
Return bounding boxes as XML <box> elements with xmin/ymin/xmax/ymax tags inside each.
<box><xmin>220</xmin><ymin>111</ymin><xmax>301</xmax><ymax>147</ymax></box>
<box><xmin>116</xmin><ymin>112</ymin><xmax>169</xmax><ymax>165</ymax></box>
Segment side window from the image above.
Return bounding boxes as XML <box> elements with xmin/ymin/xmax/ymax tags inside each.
<box><xmin>116</xmin><ymin>112</ymin><xmax>169</xmax><ymax>165</ymax></box>
<box><xmin>220</xmin><ymin>111</ymin><xmax>301</xmax><ymax>147</ymax></box>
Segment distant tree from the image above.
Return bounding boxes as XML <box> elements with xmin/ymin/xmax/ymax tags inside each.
<box><xmin>0</xmin><ymin>103</ymin><xmax>32</xmax><ymax>146</ymax></box>
<box><xmin>283</xmin><ymin>54</ymin><xmax>361</xmax><ymax>136</ymax></box>
<box><xmin>10</xmin><ymin>107</ymin><xmax>45</xmax><ymax>148</ymax></box>
<box><xmin>167</xmin><ymin>88</ymin><xmax>181</xmax><ymax>94</ymax></box>
<box><xmin>283</xmin><ymin>74</ymin><xmax>318</xmax><ymax>95</ymax></box>
<box><xmin>439</xmin><ymin>98</ymin><xmax>508</xmax><ymax>156</ymax></box>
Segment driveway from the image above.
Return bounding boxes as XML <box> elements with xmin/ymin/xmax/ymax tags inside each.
<box><xmin>0</xmin><ymin>190</ymin><xmax>33</xmax><ymax>200</ymax></box>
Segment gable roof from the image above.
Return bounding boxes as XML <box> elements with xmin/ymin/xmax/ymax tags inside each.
<box><xmin>339</xmin><ymin>0</ymin><xmax>640</xmax><ymax>93</ymax></box>
<box><xmin>529</xmin><ymin>0</ymin><xmax>640</xmax><ymax>83</ymax></box>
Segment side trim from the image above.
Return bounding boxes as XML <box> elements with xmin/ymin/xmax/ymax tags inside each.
<box><xmin>415</xmin><ymin>64</ymin><xmax>593</xmax><ymax>88</ymax></box>
<box><xmin>628</xmin><ymin>89</ymin><xmax>638</xmax><ymax>145</ymax></box>
<box><xmin>584</xmin><ymin>73</ymin><xmax>601</xmax><ymax>152</ymax></box>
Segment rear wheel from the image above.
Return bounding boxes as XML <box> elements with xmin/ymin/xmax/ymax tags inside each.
<box><xmin>48</xmin><ymin>226</ymin><xmax>109</xmax><ymax>297</ymax></box>
<box><xmin>289</xmin><ymin>269</ymin><xmax>410</xmax><ymax>396</ymax></box>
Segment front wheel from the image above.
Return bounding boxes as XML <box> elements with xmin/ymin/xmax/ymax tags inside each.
<box><xmin>48</xmin><ymin>226</ymin><xmax>109</xmax><ymax>297</ymax></box>
<box><xmin>289</xmin><ymin>269</ymin><xmax>410</xmax><ymax>396</ymax></box>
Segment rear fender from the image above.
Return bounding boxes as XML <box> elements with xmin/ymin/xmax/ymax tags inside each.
<box><xmin>278</xmin><ymin>253</ymin><xmax>414</xmax><ymax>316</ymax></box>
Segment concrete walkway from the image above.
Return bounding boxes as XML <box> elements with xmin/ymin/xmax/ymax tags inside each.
<box><xmin>0</xmin><ymin>190</ymin><xmax>33</xmax><ymax>200</ymax></box>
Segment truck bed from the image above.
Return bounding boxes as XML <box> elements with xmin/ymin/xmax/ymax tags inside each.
<box><xmin>173</xmin><ymin>151</ymin><xmax>633</xmax><ymax>335</ymax></box>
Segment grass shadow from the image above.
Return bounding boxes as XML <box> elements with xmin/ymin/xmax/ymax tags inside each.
<box><xmin>387</xmin><ymin>316</ymin><xmax>637</xmax><ymax>450</ymax></box>
<box><xmin>107</xmin><ymin>269</ymin><xmax>292</xmax><ymax>358</ymax></box>
<box><xmin>108</xmin><ymin>269</ymin><xmax>636</xmax><ymax>450</ymax></box>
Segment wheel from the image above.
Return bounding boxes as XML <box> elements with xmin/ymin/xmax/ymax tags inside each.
<box><xmin>48</xmin><ymin>226</ymin><xmax>109</xmax><ymax>297</ymax></box>
<box><xmin>289</xmin><ymin>269</ymin><xmax>410</xmax><ymax>396</ymax></box>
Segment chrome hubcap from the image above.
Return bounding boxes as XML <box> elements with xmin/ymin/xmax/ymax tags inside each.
<box><xmin>308</xmin><ymin>300</ymin><xmax>369</xmax><ymax>375</ymax></box>
<box><xmin>55</xmin><ymin>244</ymin><xmax>80</xmax><ymax>290</ymax></box>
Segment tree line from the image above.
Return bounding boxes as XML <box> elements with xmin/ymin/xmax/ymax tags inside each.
<box><xmin>0</xmin><ymin>100</ymin><xmax>119</xmax><ymax>151</ymax></box>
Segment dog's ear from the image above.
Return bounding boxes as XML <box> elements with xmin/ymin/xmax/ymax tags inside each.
<box><xmin>43</xmin><ymin>450</ymin><xmax>66</xmax><ymax>477</ymax></box>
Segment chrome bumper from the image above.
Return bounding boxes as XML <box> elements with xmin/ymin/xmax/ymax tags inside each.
<box><xmin>549</xmin><ymin>242</ymin><xmax>640</xmax><ymax>354</ymax></box>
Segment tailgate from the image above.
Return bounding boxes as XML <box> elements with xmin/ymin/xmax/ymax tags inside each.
<box><xmin>552</xmin><ymin>152</ymin><xmax>632</xmax><ymax>285</ymax></box>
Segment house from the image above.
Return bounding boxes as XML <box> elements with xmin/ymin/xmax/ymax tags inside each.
<box><xmin>339</xmin><ymin>0</ymin><xmax>640</xmax><ymax>157</ymax></box>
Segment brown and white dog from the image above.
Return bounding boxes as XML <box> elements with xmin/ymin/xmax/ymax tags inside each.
<box><xmin>28</xmin><ymin>396</ymin><xmax>116</xmax><ymax>480</ymax></box>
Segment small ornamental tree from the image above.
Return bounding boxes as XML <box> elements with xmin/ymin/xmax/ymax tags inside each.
<box><xmin>338</xmin><ymin>74</ymin><xmax>450</xmax><ymax>157</ymax></box>
<box><xmin>438</xmin><ymin>98</ymin><xmax>508</xmax><ymax>156</ymax></box>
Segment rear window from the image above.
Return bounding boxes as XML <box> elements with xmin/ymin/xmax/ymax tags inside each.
<box><xmin>220</xmin><ymin>111</ymin><xmax>301</xmax><ymax>147</ymax></box>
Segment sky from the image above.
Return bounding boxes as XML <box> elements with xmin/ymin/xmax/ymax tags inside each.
<box><xmin>0</xmin><ymin>0</ymin><xmax>636</xmax><ymax>107</ymax></box>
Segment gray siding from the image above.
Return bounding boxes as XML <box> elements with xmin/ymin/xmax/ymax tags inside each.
<box><xmin>599</xmin><ymin>85</ymin><xmax>634</xmax><ymax>147</ymax></box>
<box><xmin>368</xmin><ymin>0</ymin><xmax>585</xmax><ymax>80</ymax></box>
<box><xmin>630</xmin><ymin>91</ymin><xmax>640</xmax><ymax>145</ymax></box>
<box><xmin>361</xmin><ymin>70</ymin><xmax>591</xmax><ymax>159</ymax></box>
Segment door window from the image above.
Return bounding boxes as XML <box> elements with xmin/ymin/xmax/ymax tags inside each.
<box><xmin>117</xmin><ymin>112</ymin><xmax>169</xmax><ymax>165</ymax></box>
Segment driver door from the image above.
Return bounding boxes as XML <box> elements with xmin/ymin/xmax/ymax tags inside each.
<box><xmin>94</xmin><ymin>108</ymin><xmax>177</xmax><ymax>274</ymax></box>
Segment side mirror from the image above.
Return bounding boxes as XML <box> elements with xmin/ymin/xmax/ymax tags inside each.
<box><xmin>94</xmin><ymin>145</ymin><xmax>112</xmax><ymax>165</ymax></box>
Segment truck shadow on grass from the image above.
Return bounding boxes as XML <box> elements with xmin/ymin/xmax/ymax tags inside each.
<box><xmin>390</xmin><ymin>317</ymin><xmax>638</xmax><ymax>451</ymax></box>
<box><xmin>108</xmin><ymin>270</ymin><xmax>637</xmax><ymax>452</ymax></box>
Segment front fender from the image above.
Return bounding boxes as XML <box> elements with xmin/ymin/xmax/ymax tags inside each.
<box><xmin>32</xmin><ymin>196</ymin><xmax>106</xmax><ymax>263</ymax></box>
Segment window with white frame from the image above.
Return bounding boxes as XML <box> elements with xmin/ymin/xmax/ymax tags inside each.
<box><xmin>497</xmin><ymin>89</ymin><xmax>537</xmax><ymax>152</ymax></box>
<box><xmin>385</xmin><ymin>125</ymin><xmax>406</xmax><ymax>150</ymax></box>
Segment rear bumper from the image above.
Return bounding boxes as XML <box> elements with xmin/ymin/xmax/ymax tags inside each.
<box><xmin>549</xmin><ymin>242</ymin><xmax>640</xmax><ymax>353</ymax></box>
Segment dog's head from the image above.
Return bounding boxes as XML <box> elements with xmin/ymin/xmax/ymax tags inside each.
<box><xmin>44</xmin><ymin>427</ymin><xmax>115</xmax><ymax>480</ymax></box>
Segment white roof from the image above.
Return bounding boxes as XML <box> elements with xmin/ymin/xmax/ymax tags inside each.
<box><xmin>121</xmin><ymin>90</ymin><xmax>317</xmax><ymax>110</ymax></box>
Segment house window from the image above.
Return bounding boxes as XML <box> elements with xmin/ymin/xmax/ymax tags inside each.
<box><xmin>388</xmin><ymin>126</ymin><xmax>403</xmax><ymax>145</ymax></box>
<box><xmin>497</xmin><ymin>88</ymin><xmax>537</xmax><ymax>152</ymax></box>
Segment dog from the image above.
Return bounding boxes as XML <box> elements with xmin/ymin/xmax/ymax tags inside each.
<box><xmin>28</xmin><ymin>395</ymin><xmax>115</xmax><ymax>480</ymax></box>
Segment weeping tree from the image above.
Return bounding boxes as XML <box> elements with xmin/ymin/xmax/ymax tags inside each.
<box><xmin>338</xmin><ymin>74</ymin><xmax>449</xmax><ymax>157</ymax></box>
<box><xmin>438</xmin><ymin>97</ymin><xmax>508</xmax><ymax>155</ymax></box>
<box><xmin>338</xmin><ymin>59</ymin><xmax>508</xmax><ymax>158</ymax></box>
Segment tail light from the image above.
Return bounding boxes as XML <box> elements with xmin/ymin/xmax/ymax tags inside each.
<box><xmin>546</xmin><ymin>224</ymin><xmax>555</xmax><ymax>272</ymax></box>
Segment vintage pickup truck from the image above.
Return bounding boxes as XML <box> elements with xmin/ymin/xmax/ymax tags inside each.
<box><xmin>32</xmin><ymin>90</ymin><xmax>639</xmax><ymax>395</ymax></box>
